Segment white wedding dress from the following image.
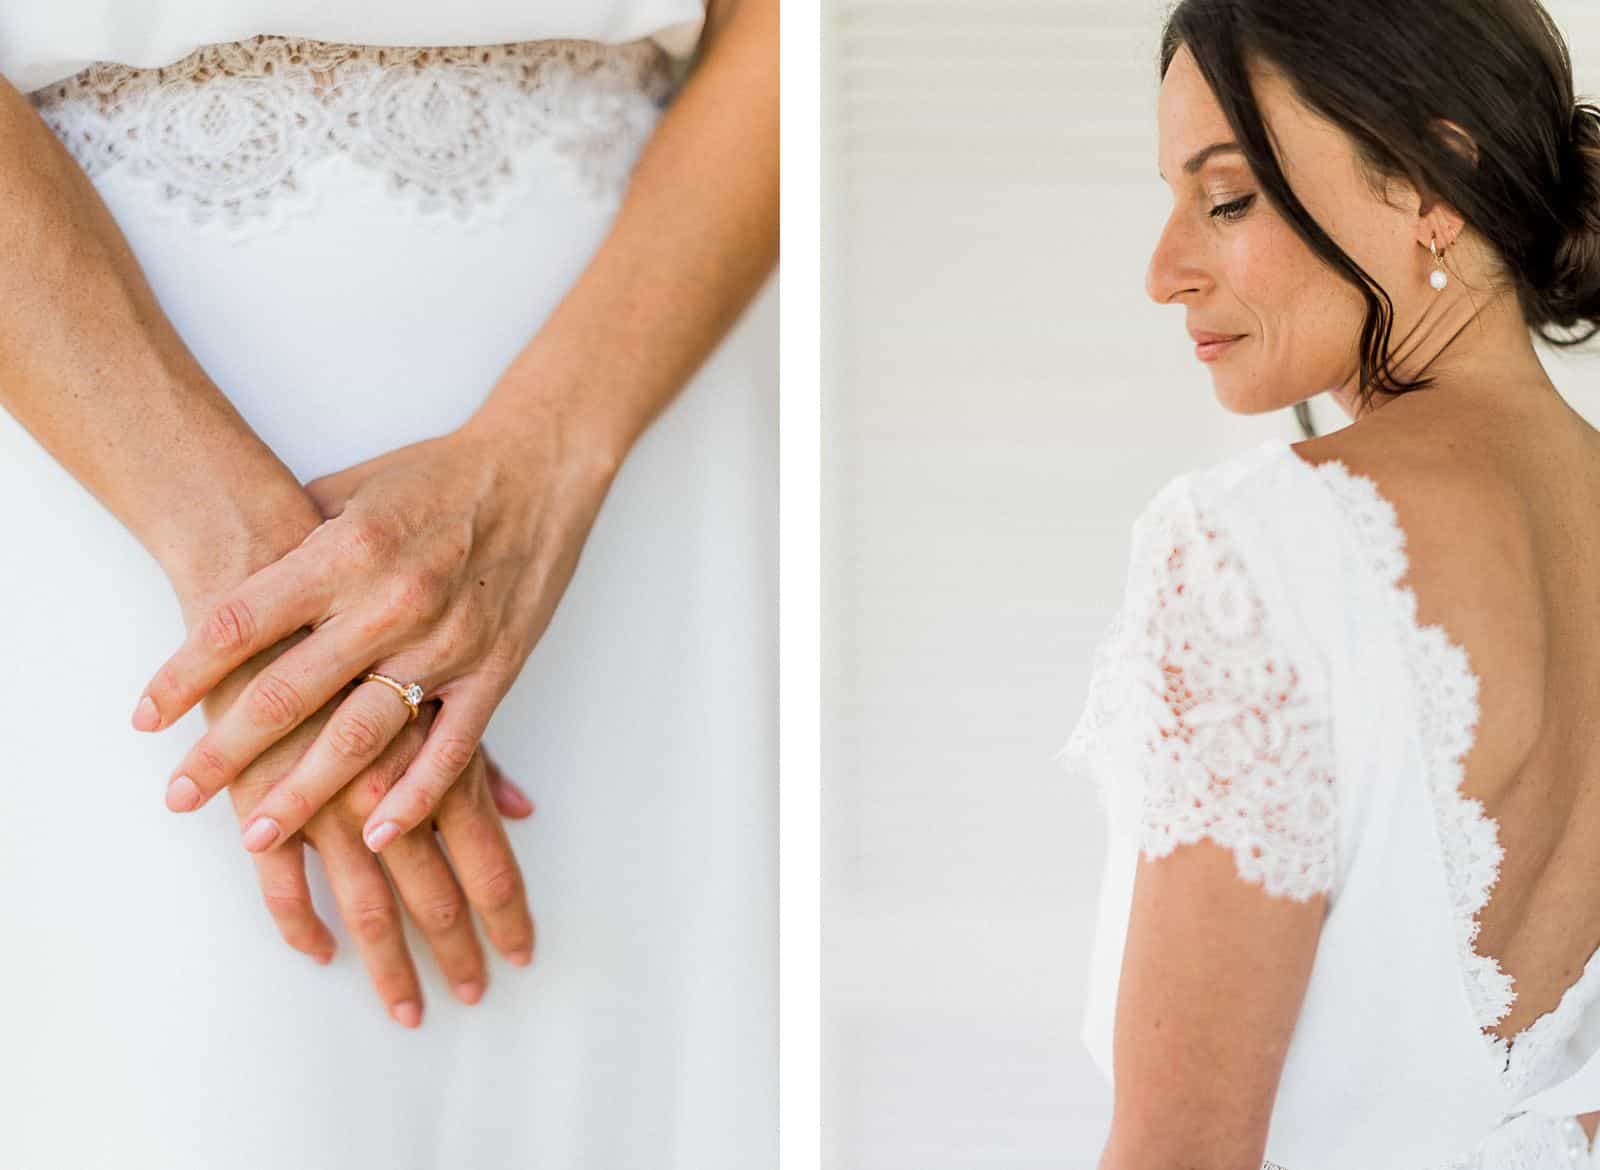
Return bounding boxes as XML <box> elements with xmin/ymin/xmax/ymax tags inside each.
<box><xmin>0</xmin><ymin>8</ymin><xmax>776</xmax><ymax>1170</ymax></box>
<box><xmin>1060</xmin><ymin>437</ymin><xmax>1600</xmax><ymax>1170</ymax></box>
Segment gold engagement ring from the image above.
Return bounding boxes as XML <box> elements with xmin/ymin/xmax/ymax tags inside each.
<box><xmin>363</xmin><ymin>671</ymin><xmax>426</xmax><ymax>722</ymax></box>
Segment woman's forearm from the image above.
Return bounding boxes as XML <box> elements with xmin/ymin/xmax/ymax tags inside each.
<box><xmin>462</xmin><ymin>0</ymin><xmax>779</xmax><ymax>461</ymax></box>
<box><xmin>0</xmin><ymin>74</ymin><xmax>322</xmax><ymax>604</ymax></box>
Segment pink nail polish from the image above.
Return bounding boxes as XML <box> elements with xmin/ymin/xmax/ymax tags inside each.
<box><xmin>508</xmin><ymin>948</ymin><xmax>532</xmax><ymax>968</ymax></box>
<box><xmin>389</xmin><ymin>1000</ymin><xmax>422</xmax><ymax>1028</ymax></box>
<box><xmin>132</xmin><ymin>695</ymin><xmax>160</xmax><ymax>731</ymax></box>
<box><xmin>364</xmin><ymin>821</ymin><xmax>400</xmax><ymax>852</ymax></box>
<box><xmin>241</xmin><ymin>817</ymin><xmax>281</xmax><ymax>852</ymax></box>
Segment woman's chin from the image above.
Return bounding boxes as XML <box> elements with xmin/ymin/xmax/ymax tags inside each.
<box><xmin>1211</xmin><ymin>378</ymin><xmax>1282</xmax><ymax>416</ymax></box>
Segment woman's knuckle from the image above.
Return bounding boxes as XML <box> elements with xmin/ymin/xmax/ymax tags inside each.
<box><xmin>247</xmin><ymin>673</ymin><xmax>305</xmax><ymax>729</ymax></box>
<box><xmin>342</xmin><ymin>515</ymin><xmax>388</xmax><ymax>564</ymax></box>
<box><xmin>355</xmin><ymin>603</ymin><xmax>400</xmax><ymax>642</ymax></box>
<box><xmin>330</xmin><ymin>711</ymin><xmax>387</xmax><ymax>761</ymax></box>
<box><xmin>454</xmin><ymin>791</ymin><xmax>500</xmax><ymax>836</ymax></box>
<box><xmin>279</xmin><ymin>786</ymin><xmax>314</xmax><ymax>821</ymax></box>
<box><xmin>203</xmin><ymin>598</ymin><xmax>257</xmax><ymax>653</ymax></box>
<box><xmin>392</xmin><ymin>569</ymin><xmax>446</xmax><ymax>621</ymax></box>
<box><xmin>417</xmin><ymin>895</ymin><xmax>466</xmax><ymax>933</ymax></box>
<box><xmin>260</xmin><ymin>888</ymin><xmax>310</xmax><ymax>920</ymax></box>
<box><xmin>348</xmin><ymin>899</ymin><xmax>399</xmax><ymax>943</ymax></box>
<box><xmin>191</xmin><ymin>741</ymin><xmax>234</xmax><ymax>782</ymax></box>
<box><xmin>478</xmin><ymin>865</ymin><xmax>525</xmax><ymax>909</ymax></box>
<box><xmin>434</xmin><ymin>736</ymin><xmax>478</xmax><ymax>776</ymax></box>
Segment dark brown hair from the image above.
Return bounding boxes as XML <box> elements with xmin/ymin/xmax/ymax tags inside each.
<box><xmin>1160</xmin><ymin>0</ymin><xmax>1600</xmax><ymax>431</ymax></box>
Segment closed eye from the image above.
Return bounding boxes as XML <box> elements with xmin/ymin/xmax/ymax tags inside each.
<box><xmin>1209</xmin><ymin>194</ymin><xmax>1255</xmax><ymax>223</ymax></box>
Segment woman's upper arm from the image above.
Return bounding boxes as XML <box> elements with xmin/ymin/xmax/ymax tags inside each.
<box><xmin>1067</xmin><ymin>480</ymin><xmax>1338</xmax><ymax>1169</ymax></box>
<box><xmin>1103</xmin><ymin>839</ymin><xmax>1326</xmax><ymax>1169</ymax></box>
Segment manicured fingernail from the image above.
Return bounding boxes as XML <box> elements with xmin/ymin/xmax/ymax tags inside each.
<box><xmin>452</xmin><ymin>980</ymin><xmax>485</xmax><ymax>1005</ymax></box>
<box><xmin>132</xmin><ymin>695</ymin><xmax>160</xmax><ymax>731</ymax></box>
<box><xmin>364</xmin><ymin>821</ymin><xmax>400</xmax><ymax>852</ymax></box>
<box><xmin>390</xmin><ymin>999</ymin><xmax>422</xmax><ymax>1028</ymax></box>
<box><xmin>241</xmin><ymin>817</ymin><xmax>281</xmax><ymax>852</ymax></box>
<box><xmin>508</xmin><ymin>948</ymin><xmax>532</xmax><ymax>968</ymax></box>
<box><xmin>165</xmin><ymin>774</ymin><xmax>201</xmax><ymax>812</ymax></box>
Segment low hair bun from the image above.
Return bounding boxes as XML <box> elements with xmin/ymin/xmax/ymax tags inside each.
<box><xmin>1539</xmin><ymin>100</ymin><xmax>1600</xmax><ymax>335</ymax></box>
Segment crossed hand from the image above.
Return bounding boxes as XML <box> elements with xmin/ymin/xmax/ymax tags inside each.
<box><xmin>129</xmin><ymin>424</ymin><xmax>616</xmax><ymax>1026</ymax></box>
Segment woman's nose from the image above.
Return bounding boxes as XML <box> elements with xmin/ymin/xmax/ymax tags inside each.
<box><xmin>1145</xmin><ymin>214</ymin><xmax>1202</xmax><ymax>305</ymax></box>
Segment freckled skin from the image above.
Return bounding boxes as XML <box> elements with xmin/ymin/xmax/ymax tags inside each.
<box><xmin>1147</xmin><ymin>44</ymin><xmax>1545</xmax><ymax>424</ymax></box>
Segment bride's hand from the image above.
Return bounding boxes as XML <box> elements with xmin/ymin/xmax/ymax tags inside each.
<box><xmin>204</xmin><ymin>631</ymin><xmax>538</xmax><ymax>1026</ymax></box>
<box><xmin>132</xmin><ymin>417</ymin><xmax>617</xmax><ymax>856</ymax></box>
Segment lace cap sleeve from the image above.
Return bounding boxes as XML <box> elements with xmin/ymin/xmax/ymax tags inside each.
<box><xmin>1057</xmin><ymin>475</ymin><xmax>1339</xmax><ymax>902</ymax></box>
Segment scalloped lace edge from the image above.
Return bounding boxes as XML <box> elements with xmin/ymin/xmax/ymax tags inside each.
<box><xmin>1300</xmin><ymin>453</ymin><xmax>1600</xmax><ymax>1106</ymax></box>
<box><xmin>1286</xmin><ymin>451</ymin><xmax>1600</xmax><ymax>1167</ymax></box>
<box><xmin>1304</xmin><ymin>459</ymin><xmax>1519</xmax><ymax>1034</ymax></box>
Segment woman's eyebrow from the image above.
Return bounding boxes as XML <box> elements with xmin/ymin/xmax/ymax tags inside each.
<box><xmin>1158</xmin><ymin>140</ymin><xmax>1244</xmax><ymax>181</ymax></box>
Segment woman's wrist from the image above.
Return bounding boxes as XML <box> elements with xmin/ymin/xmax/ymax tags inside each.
<box><xmin>459</xmin><ymin>360</ymin><xmax>640</xmax><ymax>490</ymax></box>
<box><xmin>163</xmin><ymin>481</ymin><xmax>325</xmax><ymax>629</ymax></box>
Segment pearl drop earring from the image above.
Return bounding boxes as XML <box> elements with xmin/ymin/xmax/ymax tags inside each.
<box><xmin>1429</xmin><ymin>236</ymin><xmax>1449</xmax><ymax>290</ymax></box>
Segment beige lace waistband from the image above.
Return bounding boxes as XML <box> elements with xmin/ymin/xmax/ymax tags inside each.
<box><xmin>27</xmin><ymin>34</ymin><xmax>677</xmax><ymax>238</ymax></box>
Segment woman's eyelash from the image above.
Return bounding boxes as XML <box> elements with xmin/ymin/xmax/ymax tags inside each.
<box><xmin>1209</xmin><ymin>194</ymin><xmax>1255</xmax><ymax>222</ymax></box>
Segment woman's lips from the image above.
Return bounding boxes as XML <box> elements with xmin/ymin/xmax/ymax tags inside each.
<box><xmin>1194</xmin><ymin>334</ymin><xmax>1245</xmax><ymax>362</ymax></box>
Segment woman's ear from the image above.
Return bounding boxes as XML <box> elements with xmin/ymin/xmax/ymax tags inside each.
<box><xmin>1413</xmin><ymin>205</ymin><xmax>1465</xmax><ymax>252</ymax></box>
<box><xmin>1408</xmin><ymin>117</ymin><xmax>1475</xmax><ymax>250</ymax></box>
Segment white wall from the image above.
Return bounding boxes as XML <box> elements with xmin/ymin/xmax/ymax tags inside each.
<box><xmin>822</xmin><ymin>3</ymin><xmax>1600</xmax><ymax>1167</ymax></box>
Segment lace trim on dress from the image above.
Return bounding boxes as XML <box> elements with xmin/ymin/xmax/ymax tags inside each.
<box><xmin>1304</xmin><ymin>452</ymin><xmax>1600</xmax><ymax>1109</ymax></box>
<box><xmin>25</xmin><ymin>34</ymin><xmax>677</xmax><ymax>240</ymax></box>
<box><xmin>1058</xmin><ymin>481</ymin><xmax>1340</xmax><ymax>903</ymax></box>
<box><xmin>1306</xmin><ymin>459</ymin><xmax>1520</xmax><ymax>1046</ymax></box>
<box><xmin>1264</xmin><ymin>452</ymin><xmax>1600</xmax><ymax>1170</ymax></box>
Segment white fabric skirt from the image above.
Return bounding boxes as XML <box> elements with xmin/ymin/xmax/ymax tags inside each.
<box><xmin>0</xmin><ymin>36</ymin><xmax>776</xmax><ymax>1170</ymax></box>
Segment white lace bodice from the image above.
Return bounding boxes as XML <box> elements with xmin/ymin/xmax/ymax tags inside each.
<box><xmin>1060</xmin><ymin>437</ymin><xmax>1600</xmax><ymax>1169</ymax></box>
<box><xmin>25</xmin><ymin>34</ymin><xmax>677</xmax><ymax>241</ymax></box>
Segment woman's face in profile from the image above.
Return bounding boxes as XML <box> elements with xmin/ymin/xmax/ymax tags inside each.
<box><xmin>1148</xmin><ymin>43</ymin><xmax>1435</xmax><ymax>416</ymax></box>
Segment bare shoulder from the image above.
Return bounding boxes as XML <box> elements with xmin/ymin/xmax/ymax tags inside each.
<box><xmin>1289</xmin><ymin>426</ymin><xmax>1529</xmax><ymax>559</ymax></box>
<box><xmin>1288</xmin><ymin>425</ymin><xmax>1537</xmax><ymax>602</ymax></box>
<box><xmin>1291</xmin><ymin>423</ymin><xmax>1544</xmax><ymax>770</ymax></box>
